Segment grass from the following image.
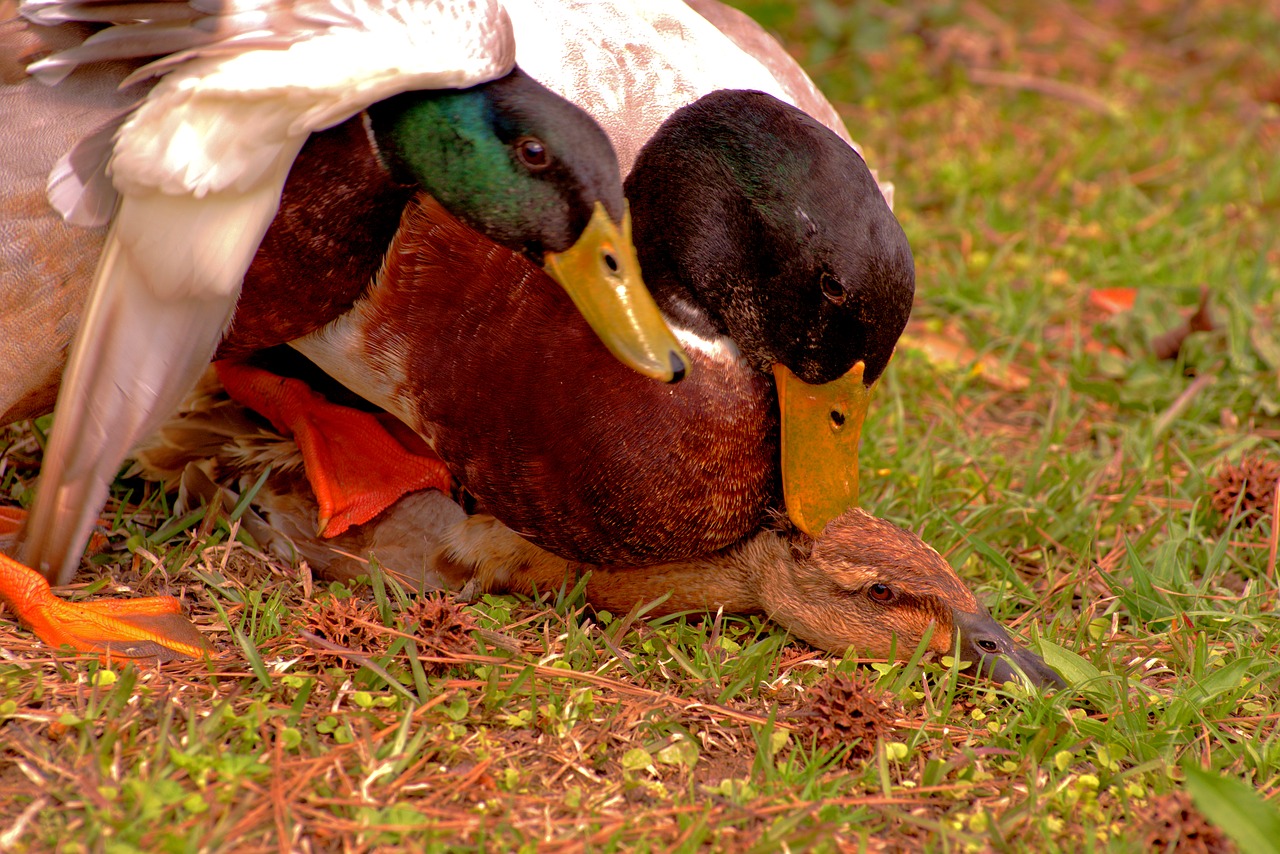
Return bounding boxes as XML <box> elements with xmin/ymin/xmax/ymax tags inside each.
<box><xmin>2</xmin><ymin>0</ymin><xmax>1279</xmax><ymax>850</ymax></box>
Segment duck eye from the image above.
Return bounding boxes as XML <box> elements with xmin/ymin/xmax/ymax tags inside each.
<box><xmin>515</xmin><ymin>137</ymin><xmax>550</xmax><ymax>170</ymax></box>
<box><xmin>820</xmin><ymin>272</ymin><xmax>845</xmax><ymax>304</ymax></box>
<box><xmin>867</xmin><ymin>583</ymin><xmax>894</xmax><ymax>604</ymax></box>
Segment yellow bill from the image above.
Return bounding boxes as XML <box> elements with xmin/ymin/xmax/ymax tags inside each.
<box><xmin>543</xmin><ymin>202</ymin><xmax>689</xmax><ymax>383</ymax></box>
<box><xmin>773</xmin><ymin>361</ymin><xmax>874</xmax><ymax>537</ymax></box>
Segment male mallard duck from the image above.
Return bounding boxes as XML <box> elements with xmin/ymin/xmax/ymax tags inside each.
<box><xmin>131</xmin><ymin>381</ymin><xmax>1064</xmax><ymax>689</ymax></box>
<box><xmin>1</xmin><ymin>0</ymin><xmax>689</xmax><ymax>657</ymax></box>
<box><xmin>289</xmin><ymin>87</ymin><xmax>913</xmax><ymax>565</ymax></box>
<box><xmin>237</xmin><ymin>0</ymin><xmax>912</xmax><ymax>564</ymax></box>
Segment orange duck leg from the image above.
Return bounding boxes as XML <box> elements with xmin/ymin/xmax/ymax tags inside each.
<box><xmin>215</xmin><ymin>360</ymin><xmax>453</xmax><ymax>537</ymax></box>
<box><xmin>0</xmin><ymin>509</ymin><xmax>207</xmax><ymax>660</ymax></box>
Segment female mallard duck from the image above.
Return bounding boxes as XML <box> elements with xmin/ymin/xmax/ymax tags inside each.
<box><xmin>131</xmin><ymin>382</ymin><xmax>1064</xmax><ymax>688</ymax></box>
<box><xmin>1</xmin><ymin>0</ymin><xmax>690</xmax><ymax>657</ymax></box>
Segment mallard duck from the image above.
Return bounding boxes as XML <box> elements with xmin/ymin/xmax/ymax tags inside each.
<box><xmin>132</xmin><ymin>380</ymin><xmax>1064</xmax><ymax>689</ymax></box>
<box><xmin>498</xmin><ymin>0</ymin><xmax>904</xmax><ymax>539</ymax></box>
<box><xmin>1</xmin><ymin>0</ymin><xmax>690</xmax><ymax>657</ymax></box>
<box><xmin>1</xmin><ymin>0</ymin><xmax>909</xmax><ymax>659</ymax></box>
<box><xmin>291</xmin><ymin>87</ymin><xmax>913</xmax><ymax>565</ymax></box>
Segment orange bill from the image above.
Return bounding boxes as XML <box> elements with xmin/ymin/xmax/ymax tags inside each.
<box><xmin>773</xmin><ymin>361</ymin><xmax>874</xmax><ymax>537</ymax></box>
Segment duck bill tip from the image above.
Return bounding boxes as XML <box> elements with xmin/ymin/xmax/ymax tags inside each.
<box><xmin>979</xmin><ymin>647</ymin><xmax>1067</xmax><ymax>691</ymax></box>
<box><xmin>773</xmin><ymin>361</ymin><xmax>873</xmax><ymax>537</ymax></box>
<box><xmin>543</xmin><ymin>203</ymin><xmax>688</xmax><ymax>384</ymax></box>
<box><xmin>952</xmin><ymin>609</ymin><xmax>1066</xmax><ymax>690</ymax></box>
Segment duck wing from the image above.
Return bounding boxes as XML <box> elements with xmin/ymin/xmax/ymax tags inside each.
<box><xmin>18</xmin><ymin>0</ymin><xmax>515</xmax><ymax>583</ymax></box>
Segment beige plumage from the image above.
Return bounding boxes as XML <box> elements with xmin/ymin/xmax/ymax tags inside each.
<box><xmin>0</xmin><ymin>2</ymin><xmax>136</xmax><ymax>424</ymax></box>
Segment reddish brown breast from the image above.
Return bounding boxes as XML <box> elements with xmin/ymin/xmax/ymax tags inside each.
<box><xmin>365</xmin><ymin>195</ymin><xmax>781</xmax><ymax>565</ymax></box>
<box><xmin>219</xmin><ymin>116</ymin><xmax>414</xmax><ymax>358</ymax></box>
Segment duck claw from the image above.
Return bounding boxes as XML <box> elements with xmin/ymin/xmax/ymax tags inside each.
<box><xmin>0</xmin><ymin>552</ymin><xmax>208</xmax><ymax>661</ymax></box>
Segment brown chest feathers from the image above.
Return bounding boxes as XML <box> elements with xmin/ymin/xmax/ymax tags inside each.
<box><xmin>352</xmin><ymin>194</ymin><xmax>783</xmax><ymax>564</ymax></box>
<box><xmin>219</xmin><ymin>116</ymin><xmax>414</xmax><ymax>358</ymax></box>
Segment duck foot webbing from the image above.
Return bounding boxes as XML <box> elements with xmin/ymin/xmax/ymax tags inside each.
<box><xmin>0</xmin><ymin>547</ymin><xmax>207</xmax><ymax>661</ymax></box>
<box><xmin>215</xmin><ymin>359</ymin><xmax>453</xmax><ymax>537</ymax></box>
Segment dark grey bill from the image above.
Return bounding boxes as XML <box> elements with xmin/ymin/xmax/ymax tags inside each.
<box><xmin>952</xmin><ymin>608</ymin><xmax>1066</xmax><ymax>689</ymax></box>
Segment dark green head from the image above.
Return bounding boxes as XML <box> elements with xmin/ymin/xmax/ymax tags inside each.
<box><xmin>365</xmin><ymin>68</ymin><xmax>688</xmax><ymax>384</ymax></box>
<box><xmin>625</xmin><ymin>89</ymin><xmax>915</xmax><ymax>386</ymax></box>
<box><xmin>366</xmin><ymin>67</ymin><xmax>624</xmax><ymax>262</ymax></box>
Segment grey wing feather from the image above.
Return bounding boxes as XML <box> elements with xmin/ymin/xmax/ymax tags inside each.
<box><xmin>45</xmin><ymin>111</ymin><xmax>128</xmax><ymax>226</ymax></box>
<box><xmin>21</xmin><ymin>0</ymin><xmax>313</xmax><ymax>84</ymax></box>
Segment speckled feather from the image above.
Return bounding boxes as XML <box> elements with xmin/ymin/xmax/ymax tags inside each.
<box><xmin>0</xmin><ymin>6</ymin><xmax>137</xmax><ymax>422</ymax></box>
<box><xmin>503</xmin><ymin>0</ymin><xmax>850</xmax><ymax>174</ymax></box>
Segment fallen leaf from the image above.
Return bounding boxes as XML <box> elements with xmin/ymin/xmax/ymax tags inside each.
<box><xmin>899</xmin><ymin>321</ymin><xmax>1031</xmax><ymax>391</ymax></box>
<box><xmin>1088</xmin><ymin>288</ymin><xmax>1137</xmax><ymax>314</ymax></box>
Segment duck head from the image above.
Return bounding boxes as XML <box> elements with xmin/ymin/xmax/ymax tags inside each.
<box><xmin>624</xmin><ymin>89</ymin><xmax>915</xmax><ymax>533</ymax></box>
<box><xmin>367</xmin><ymin>68</ymin><xmax>687</xmax><ymax>382</ymax></box>
<box><xmin>761</xmin><ymin>509</ymin><xmax>1064</xmax><ymax>689</ymax></box>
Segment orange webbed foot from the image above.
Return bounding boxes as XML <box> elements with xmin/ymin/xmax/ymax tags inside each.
<box><xmin>215</xmin><ymin>359</ymin><xmax>453</xmax><ymax>537</ymax></box>
<box><xmin>0</xmin><ymin>551</ymin><xmax>208</xmax><ymax>661</ymax></box>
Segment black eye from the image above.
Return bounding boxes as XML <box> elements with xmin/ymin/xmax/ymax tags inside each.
<box><xmin>515</xmin><ymin>137</ymin><xmax>549</xmax><ymax>170</ymax></box>
<box><xmin>976</xmin><ymin>638</ymin><xmax>1000</xmax><ymax>653</ymax></box>
<box><xmin>820</xmin><ymin>272</ymin><xmax>845</xmax><ymax>304</ymax></box>
<box><xmin>867</xmin><ymin>583</ymin><xmax>894</xmax><ymax>604</ymax></box>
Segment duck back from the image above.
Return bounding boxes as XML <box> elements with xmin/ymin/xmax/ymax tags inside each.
<box><xmin>501</xmin><ymin>0</ymin><xmax>854</xmax><ymax>174</ymax></box>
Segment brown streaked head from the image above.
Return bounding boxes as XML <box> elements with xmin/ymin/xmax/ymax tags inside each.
<box><xmin>763</xmin><ymin>509</ymin><xmax>1064</xmax><ymax>689</ymax></box>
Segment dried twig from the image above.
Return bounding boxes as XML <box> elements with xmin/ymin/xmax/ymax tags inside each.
<box><xmin>1153</xmin><ymin>287</ymin><xmax>1215</xmax><ymax>360</ymax></box>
